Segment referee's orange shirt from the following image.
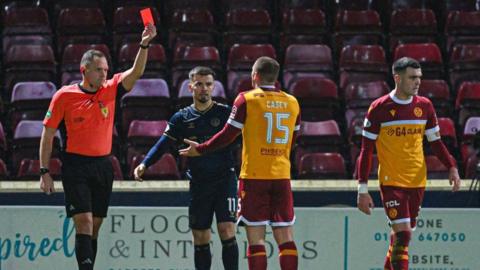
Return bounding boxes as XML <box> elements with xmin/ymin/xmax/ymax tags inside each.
<box><xmin>43</xmin><ymin>73</ymin><xmax>123</xmax><ymax>156</ymax></box>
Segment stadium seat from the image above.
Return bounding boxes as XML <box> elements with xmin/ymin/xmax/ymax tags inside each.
<box><xmin>164</xmin><ymin>0</ymin><xmax>213</xmax><ymax>19</ymax></box>
<box><xmin>126</xmin><ymin>120</ymin><xmax>168</xmax><ymax>168</ymax></box>
<box><xmin>438</xmin><ymin>117</ymin><xmax>457</xmax><ymax>149</ymax></box>
<box><xmin>220</xmin><ymin>0</ymin><xmax>270</xmax><ymax>11</ymax></box>
<box><xmin>168</xmin><ymin>9</ymin><xmax>216</xmax><ymax>49</ymax></box>
<box><xmin>347</xmin><ymin>115</ymin><xmax>365</xmax><ymax>147</ymax></box>
<box><xmin>117</xmin><ymin>43</ymin><xmax>167</xmax><ymax>78</ymax></box>
<box><xmin>463</xmin><ymin>117</ymin><xmax>480</xmax><ymax>141</ymax></box>
<box><xmin>17</xmin><ymin>158</ymin><xmax>62</xmax><ymax>180</ymax></box>
<box><xmin>280</xmin><ymin>8</ymin><xmax>327</xmax><ymax>50</ymax></box>
<box><xmin>129</xmin><ymin>154</ymin><xmax>181</xmax><ymax>180</ymax></box>
<box><xmin>171</xmin><ymin>46</ymin><xmax>221</xmax><ymax>89</ymax></box>
<box><xmin>455</xmin><ymin>82</ymin><xmax>480</xmax><ymax>127</ymax></box>
<box><xmin>2</xmin><ymin>7</ymin><xmax>51</xmax><ymax>35</ymax></box>
<box><xmin>389</xmin><ymin>9</ymin><xmax>438</xmax><ymax>53</ymax></box>
<box><xmin>223</xmin><ymin>9</ymin><xmax>272</xmax><ymax>50</ymax></box>
<box><xmin>9</xmin><ymin>81</ymin><xmax>57</xmax><ymax>133</ymax></box>
<box><xmin>0</xmin><ymin>123</ymin><xmax>6</xmax><ymax>159</ymax></box>
<box><xmin>51</xmin><ymin>0</ymin><xmax>102</xmax><ymax>20</ymax></box>
<box><xmin>425</xmin><ymin>155</ymin><xmax>449</xmax><ymax>179</ymax></box>
<box><xmin>109</xmin><ymin>155</ymin><xmax>124</xmax><ymax>180</ymax></box>
<box><xmin>113</xmin><ymin>6</ymin><xmax>161</xmax><ymax>53</ymax></box>
<box><xmin>449</xmin><ymin>44</ymin><xmax>480</xmax><ymax>91</ymax></box>
<box><xmin>418</xmin><ymin>80</ymin><xmax>451</xmax><ymax>117</ymax></box>
<box><xmin>0</xmin><ymin>159</ymin><xmax>8</xmax><ymax>180</ymax></box>
<box><xmin>464</xmin><ymin>152</ymin><xmax>479</xmax><ymax>179</ymax></box>
<box><xmin>12</xmin><ymin>120</ymin><xmax>62</xmax><ymax>172</ymax></box>
<box><xmin>61</xmin><ymin>43</ymin><xmax>111</xmax><ymax>72</ymax></box>
<box><xmin>353</xmin><ymin>154</ymin><xmax>379</xmax><ymax>180</ymax></box>
<box><xmin>289</xmin><ymin>77</ymin><xmax>339</xmax><ymax>121</ymax></box>
<box><xmin>56</xmin><ymin>7</ymin><xmax>106</xmax><ymax>55</ymax></box>
<box><xmin>393</xmin><ymin>43</ymin><xmax>443</xmax><ymax>79</ymax></box>
<box><xmin>344</xmin><ymin>81</ymin><xmax>389</xmax><ymax>109</ymax></box>
<box><xmin>297</xmin><ymin>152</ymin><xmax>347</xmax><ymax>179</ymax></box>
<box><xmin>2</xmin><ymin>35</ymin><xmax>52</xmax><ymax>56</ymax></box>
<box><xmin>444</xmin><ymin>11</ymin><xmax>480</xmax><ymax>54</ymax></box>
<box><xmin>4</xmin><ymin>44</ymin><xmax>56</xmax><ymax>97</ymax></box>
<box><xmin>333</xmin><ymin>10</ymin><xmax>384</xmax><ymax>54</ymax></box>
<box><xmin>283</xmin><ymin>44</ymin><xmax>333</xmax><ymax>89</ymax></box>
<box><xmin>339</xmin><ymin>45</ymin><xmax>388</xmax><ymax>91</ymax></box>
<box><xmin>120</xmin><ymin>79</ymin><xmax>171</xmax><ymax>133</ymax></box>
<box><xmin>297</xmin><ymin>120</ymin><xmax>343</xmax><ymax>153</ymax></box>
<box><xmin>177</xmin><ymin>80</ymin><xmax>227</xmax><ymax>108</ymax></box>
<box><xmin>227</xmin><ymin>44</ymin><xmax>276</xmax><ymax>99</ymax></box>
<box><xmin>336</xmin><ymin>0</ymin><xmax>372</xmax><ymax>10</ymax></box>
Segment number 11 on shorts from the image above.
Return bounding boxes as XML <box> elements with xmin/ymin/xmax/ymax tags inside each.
<box><xmin>227</xmin><ymin>197</ymin><xmax>237</xmax><ymax>212</ymax></box>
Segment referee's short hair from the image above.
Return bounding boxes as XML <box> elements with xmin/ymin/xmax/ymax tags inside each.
<box><xmin>189</xmin><ymin>66</ymin><xmax>216</xmax><ymax>80</ymax></box>
<box><xmin>392</xmin><ymin>57</ymin><xmax>421</xmax><ymax>74</ymax></box>
<box><xmin>80</xmin><ymin>49</ymin><xmax>106</xmax><ymax>68</ymax></box>
<box><xmin>253</xmin><ymin>56</ymin><xmax>280</xmax><ymax>84</ymax></box>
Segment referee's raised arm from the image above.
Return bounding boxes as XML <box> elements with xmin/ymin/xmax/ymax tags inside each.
<box><xmin>120</xmin><ymin>23</ymin><xmax>157</xmax><ymax>91</ymax></box>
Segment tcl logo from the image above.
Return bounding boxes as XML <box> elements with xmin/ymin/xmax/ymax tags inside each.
<box><xmin>385</xmin><ymin>200</ymin><xmax>400</xmax><ymax>207</ymax></box>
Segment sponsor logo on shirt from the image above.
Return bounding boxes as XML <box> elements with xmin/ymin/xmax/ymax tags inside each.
<box><xmin>386</xmin><ymin>127</ymin><xmax>422</xmax><ymax>136</ymax></box>
<box><xmin>389</xmin><ymin>109</ymin><xmax>396</xmax><ymax>117</ymax></box>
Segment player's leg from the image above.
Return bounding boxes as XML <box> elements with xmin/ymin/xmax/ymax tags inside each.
<box><xmin>237</xmin><ymin>179</ymin><xmax>271</xmax><ymax>270</ymax></box>
<box><xmin>189</xmin><ymin>180</ymin><xmax>215</xmax><ymax>270</ymax></box>
<box><xmin>214</xmin><ymin>172</ymin><xmax>239</xmax><ymax>270</ymax></box>
<box><xmin>271</xmin><ymin>180</ymin><xmax>297</xmax><ymax>270</ymax></box>
<box><xmin>92</xmin><ymin>217</ymin><xmax>103</xmax><ymax>264</ymax></box>
<box><xmin>246</xmin><ymin>225</ymin><xmax>268</xmax><ymax>270</ymax></box>
<box><xmin>381</xmin><ymin>186</ymin><xmax>412</xmax><ymax>270</ymax></box>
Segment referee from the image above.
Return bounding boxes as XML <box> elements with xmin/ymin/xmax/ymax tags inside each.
<box><xmin>39</xmin><ymin>23</ymin><xmax>156</xmax><ymax>270</ymax></box>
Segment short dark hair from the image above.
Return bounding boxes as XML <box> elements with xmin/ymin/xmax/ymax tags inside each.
<box><xmin>80</xmin><ymin>49</ymin><xmax>106</xmax><ymax>68</ymax></box>
<box><xmin>189</xmin><ymin>66</ymin><xmax>216</xmax><ymax>80</ymax></box>
<box><xmin>392</xmin><ymin>57</ymin><xmax>421</xmax><ymax>74</ymax></box>
<box><xmin>253</xmin><ymin>56</ymin><xmax>280</xmax><ymax>84</ymax></box>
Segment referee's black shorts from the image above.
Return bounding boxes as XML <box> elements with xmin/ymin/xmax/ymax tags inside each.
<box><xmin>61</xmin><ymin>153</ymin><xmax>114</xmax><ymax>218</ymax></box>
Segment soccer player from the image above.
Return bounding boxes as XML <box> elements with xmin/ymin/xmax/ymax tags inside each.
<box><xmin>133</xmin><ymin>66</ymin><xmax>239</xmax><ymax>270</ymax></box>
<box><xmin>180</xmin><ymin>57</ymin><xmax>300</xmax><ymax>270</ymax></box>
<box><xmin>39</xmin><ymin>24</ymin><xmax>156</xmax><ymax>270</ymax></box>
<box><xmin>356</xmin><ymin>57</ymin><xmax>461</xmax><ymax>270</ymax></box>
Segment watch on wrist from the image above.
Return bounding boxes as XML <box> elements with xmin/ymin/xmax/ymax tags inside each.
<box><xmin>40</xmin><ymin>167</ymin><xmax>50</xmax><ymax>175</ymax></box>
<box><xmin>140</xmin><ymin>43</ymin><xmax>150</xmax><ymax>49</ymax></box>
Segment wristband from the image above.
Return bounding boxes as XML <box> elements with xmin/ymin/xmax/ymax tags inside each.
<box><xmin>40</xmin><ymin>167</ymin><xmax>50</xmax><ymax>175</ymax></box>
<box><xmin>358</xmin><ymin>183</ymin><xmax>368</xmax><ymax>194</ymax></box>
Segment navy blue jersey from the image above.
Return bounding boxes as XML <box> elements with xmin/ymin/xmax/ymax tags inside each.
<box><xmin>143</xmin><ymin>102</ymin><xmax>236</xmax><ymax>181</ymax></box>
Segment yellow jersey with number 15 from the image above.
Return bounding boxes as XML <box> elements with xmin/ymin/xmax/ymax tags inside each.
<box><xmin>227</xmin><ymin>88</ymin><xmax>301</xmax><ymax>180</ymax></box>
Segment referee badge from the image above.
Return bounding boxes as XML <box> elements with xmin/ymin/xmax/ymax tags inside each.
<box><xmin>99</xmin><ymin>101</ymin><xmax>108</xmax><ymax>118</ymax></box>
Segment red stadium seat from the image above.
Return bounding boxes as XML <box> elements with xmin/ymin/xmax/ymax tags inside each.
<box><xmin>130</xmin><ymin>154</ymin><xmax>181</xmax><ymax>180</ymax></box>
<box><xmin>0</xmin><ymin>159</ymin><xmax>8</xmax><ymax>180</ymax></box>
<box><xmin>283</xmin><ymin>44</ymin><xmax>333</xmax><ymax>88</ymax></box>
<box><xmin>444</xmin><ymin>11</ymin><xmax>480</xmax><ymax>54</ymax></box>
<box><xmin>121</xmin><ymin>79</ymin><xmax>171</xmax><ymax>133</ymax></box>
<box><xmin>61</xmin><ymin>43</ymin><xmax>111</xmax><ymax>72</ymax></box>
<box><xmin>333</xmin><ymin>10</ymin><xmax>383</xmax><ymax>54</ymax></box>
<box><xmin>418</xmin><ymin>80</ymin><xmax>451</xmax><ymax>117</ymax></box>
<box><xmin>221</xmin><ymin>0</ymin><xmax>270</xmax><ymax>11</ymax></box>
<box><xmin>177</xmin><ymin>79</ymin><xmax>227</xmax><ymax>108</ymax></box>
<box><xmin>169</xmin><ymin>9</ymin><xmax>216</xmax><ymax>49</ymax></box>
<box><xmin>223</xmin><ymin>9</ymin><xmax>272</xmax><ymax>50</ymax></box>
<box><xmin>172</xmin><ymin>46</ymin><xmax>221</xmax><ymax>89</ymax></box>
<box><xmin>289</xmin><ymin>77</ymin><xmax>338</xmax><ymax>121</ymax></box>
<box><xmin>339</xmin><ymin>45</ymin><xmax>388</xmax><ymax>91</ymax></box>
<box><xmin>2</xmin><ymin>7</ymin><xmax>51</xmax><ymax>35</ymax></box>
<box><xmin>297</xmin><ymin>152</ymin><xmax>347</xmax><ymax>179</ymax></box>
<box><xmin>438</xmin><ymin>117</ymin><xmax>457</xmax><ymax>149</ymax></box>
<box><xmin>425</xmin><ymin>155</ymin><xmax>449</xmax><ymax>179</ymax></box>
<box><xmin>280</xmin><ymin>8</ymin><xmax>327</xmax><ymax>50</ymax></box>
<box><xmin>449</xmin><ymin>44</ymin><xmax>480</xmax><ymax>90</ymax></box>
<box><xmin>118</xmin><ymin>43</ymin><xmax>167</xmax><ymax>78</ymax></box>
<box><xmin>2</xmin><ymin>35</ymin><xmax>52</xmax><ymax>55</ymax></box>
<box><xmin>56</xmin><ymin>7</ymin><xmax>106</xmax><ymax>55</ymax></box>
<box><xmin>9</xmin><ymin>81</ymin><xmax>57</xmax><ymax>133</ymax></box>
<box><xmin>393</xmin><ymin>43</ymin><xmax>443</xmax><ymax>79</ymax></box>
<box><xmin>109</xmin><ymin>155</ymin><xmax>124</xmax><ymax>180</ymax></box>
<box><xmin>297</xmin><ymin>120</ymin><xmax>343</xmax><ymax>153</ymax></box>
<box><xmin>344</xmin><ymin>81</ymin><xmax>389</xmax><ymax>109</ymax></box>
<box><xmin>4</xmin><ymin>44</ymin><xmax>56</xmax><ymax>97</ymax></box>
<box><xmin>17</xmin><ymin>158</ymin><xmax>62</xmax><ymax>180</ymax></box>
<box><xmin>126</xmin><ymin>120</ymin><xmax>168</xmax><ymax>168</ymax></box>
<box><xmin>353</xmin><ymin>154</ymin><xmax>379</xmax><ymax>180</ymax></box>
<box><xmin>227</xmin><ymin>44</ymin><xmax>276</xmax><ymax>99</ymax></box>
<box><xmin>455</xmin><ymin>82</ymin><xmax>480</xmax><ymax>126</ymax></box>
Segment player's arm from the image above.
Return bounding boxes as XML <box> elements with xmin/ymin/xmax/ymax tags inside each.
<box><xmin>120</xmin><ymin>23</ymin><xmax>157</xmax><ymax>91</ymax></box>
<box><xmin>425</xmin><ymin>103</ymin><xmax>461</xmax><ymax>191</ymax></box>
<box><xmin>39</xmin><ymin>126</ymin><xmax>57</xmax><ymax>194</ymax></box>
<box><xmin>180</xmin><ymin>94</ymin><xmax>246</xmax><ymax>157</ymax></box>
<box><xmin>134</xmin><ymin>135</ymin><xmax>175</xmax><ymax>181</ymax></box>
<box><xmin>357</xmin><ymin>106</ymin><xmax>380</xmax><ymax>215</ymax></box>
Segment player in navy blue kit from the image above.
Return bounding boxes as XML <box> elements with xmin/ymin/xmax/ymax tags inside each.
<box><xmin>134</xmin><ymin>66</ymin><xmax>239</xmax><ymax>270</ymax></box>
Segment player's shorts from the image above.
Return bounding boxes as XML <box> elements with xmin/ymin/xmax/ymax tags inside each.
<box><xmin>380</xmin><ymin>185</ymin><xmax>425</xmax><ymax>229</ymax></box>
<box><xmin>61</xmin><ymin>153</ymin><xmax>114</xmax><ymax>218</ymax></box>
<box><xmin>237</xmin><ymin>179</ymin><xmax>295</xmax><ymax>227</ymax></box>
<box><xmin>188</xmin><ymin>168</ymin><xmax>238</xmax><ymax>230</ymax></box>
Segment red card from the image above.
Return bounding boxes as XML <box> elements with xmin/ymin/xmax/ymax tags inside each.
<box><xmin>140</xmin><ymin>8</ymin><xmax>154</xmax><ymax>26</ymax></box>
